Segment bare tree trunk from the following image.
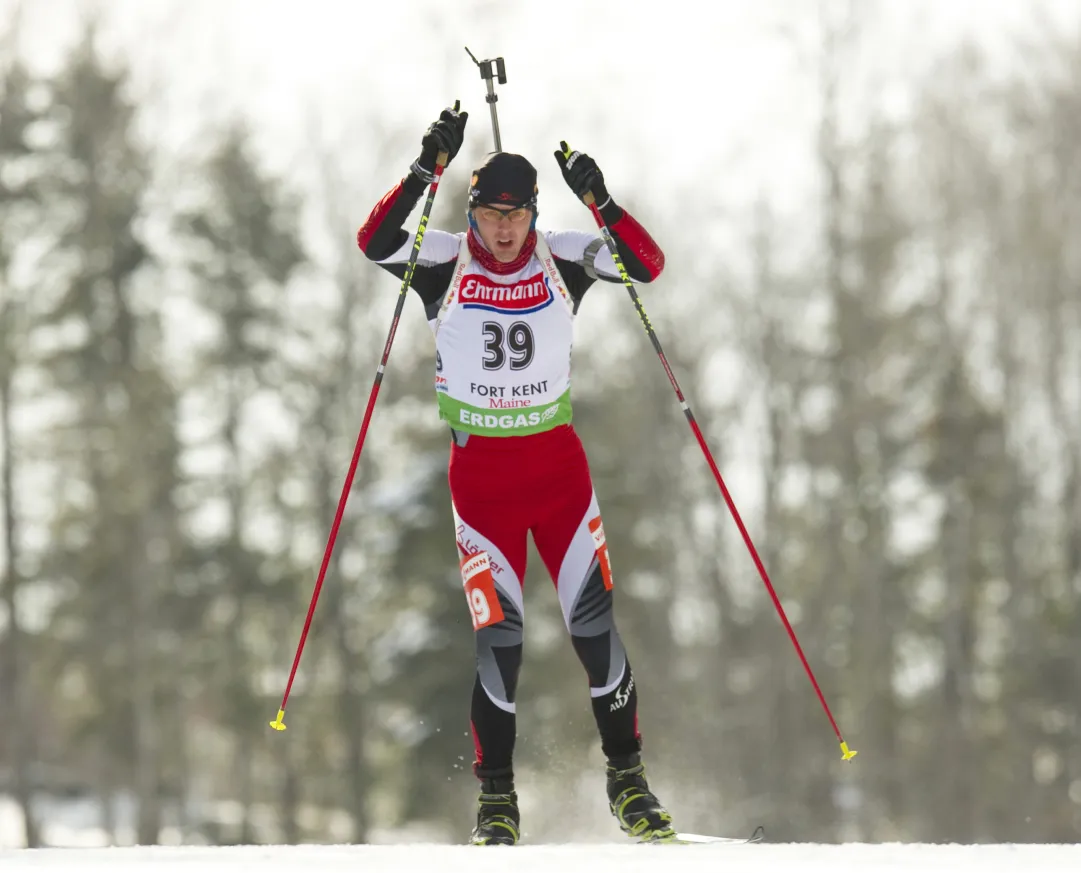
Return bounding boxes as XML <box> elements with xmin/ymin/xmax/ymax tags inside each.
<box><xmin>130</xmin><ymin>507</ymin><xmax>161</xmax><ymax>844</ymax></box>
<box><xmin>0</xmin><ymin>300</ymin><xmax>40</xmax><ymax>848</ymax></box>
<box><xmin>316</xmin><ymin>153</ymin><xmax>380</xmax><ymax>844</ymax></box>
<box><xmin>313</xmin><ymin>395</ymin><xmax>370</xmax><ymax>842</ymax></box>
<box><xmin>1044</xmin><ymin>131</ymin><xmax>1081</xmax><ymax>836</ymax></box>
<box><xmin>748</xmin><ymin>200</ymin><xmax>810</xmax><ymax>834</ymax></box>
<box><xmin>98</xmin><ymin>760</ymin><xmax>118</xmax><ymax>845</ymax></box>
<box><xmin>322</xmin><ymin>384</ymin><xmax>369</xmax><ymax>843</ymax></box>
<box><xmin>813</xmin><ymin>5</ymin><xmax>853</xmax><ymax>838</ymax></box>
<box><xmin>279</xmin><ymin>743</ymin><xmax>301</xmax><ymax>845</ymax></box>
<box><xmin>940</xmin><ymin>479</ymin><xmax>975</xmax><ymax>841</ymax></box>
<box><xmin>331</xmin><ymin>565</ymin><xmax>369</xmax><ymax>842</ymax></box>
<box><xmin>225</xmin><ymin>375</ymin><xmax>256</xmax><ymax>844</ymax></box>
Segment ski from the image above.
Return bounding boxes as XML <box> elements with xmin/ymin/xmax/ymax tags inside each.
<box><xmin>652</xmin><ymin>825</ymin><xmax>765</xmax><ymax>845</ymax></box>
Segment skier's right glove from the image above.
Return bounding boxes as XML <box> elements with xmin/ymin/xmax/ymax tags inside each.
<box><xmin>411</xmin><ymin>101</ymin><xmax>468</xmax><ymax>184</ymax></box>
<box><xmin>554</xmin><ymin>141</ymin><xmax>611</xmax><ymax>208</ymax></box>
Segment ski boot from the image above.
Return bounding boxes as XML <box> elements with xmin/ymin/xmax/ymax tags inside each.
<box><xmin>468</xmin><ymin>776</ymin><xmax>520</xmax><ymax>845</ymax></box>
<box><xmin>606</xmin><ymin>753</ymin><xmax>676</xmax><ymax>843</ymax></box>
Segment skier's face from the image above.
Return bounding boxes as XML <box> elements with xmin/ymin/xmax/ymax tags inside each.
<box><xmin>473</xmin><ymin>204</ymin><xmax>532</xmax><ymax>262</ymax></box>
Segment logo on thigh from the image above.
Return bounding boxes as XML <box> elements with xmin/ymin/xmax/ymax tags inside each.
<box><xmin>588</xmin><ymin>516</ymin><xmax>614</xmax><ymax>591</ymax></box>
<box><xmin>455</xmin><ymin>523</ymin><xmax>506</xmax><ymax>577</ymax></box>
<box><xmin>460</xmin><ymin>550</ymin><xmax>505</xmax><ymax>631</ymax></box>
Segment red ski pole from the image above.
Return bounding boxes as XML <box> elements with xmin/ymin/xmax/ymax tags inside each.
<box><xmin>560</xmin><ymin>141</ymin><xmax>856</xmax><ymax>762</ymax></box>
<box><xmin>269</xmin><ymin>139</ymin><xmax>454</xmax><ymax>733</ymax></box>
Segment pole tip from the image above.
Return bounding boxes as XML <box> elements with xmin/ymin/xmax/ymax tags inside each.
<box><xmin>840</xmin><ymin>741</ymin><xmax>857</xmax><ymax>761</ymax></box>
<box><xmin>269</xmin><ymin>709</ymin><xmax>287</xmax><ymax>731</ymax></box>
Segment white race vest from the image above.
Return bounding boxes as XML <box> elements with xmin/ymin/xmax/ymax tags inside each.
<box><xmin>431</xmin><ymin>234</ymin><xmax>575</xmax><ymax>436</ymax></box>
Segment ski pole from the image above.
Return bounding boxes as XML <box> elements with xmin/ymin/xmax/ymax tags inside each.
<box><xmin>269</xmin><ymin>131</ymin><xmax>456</xmax><ymax>733</ymax></box>
<box><xmin>464</xmin><ymin>47</ymin><xmax>505</xmax><ymax>151</ymax></box>
<box><xmin>560</xmin><ymin>141</ymin><xmax>856</xmax><ymax>762</ymax></box>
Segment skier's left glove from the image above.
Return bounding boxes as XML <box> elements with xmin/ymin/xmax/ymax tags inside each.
<box><xmin>553</xmin><ymin>141</ymin><xmax>611</xmax><ymax>207</ymax></box>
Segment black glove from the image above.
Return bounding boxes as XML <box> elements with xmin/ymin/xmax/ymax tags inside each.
<box><xmin>412</xmin><ymin>101</ymin><xmax>468</xmax><ymax>182</ymax></box>
<box><xmin>553</xmin><ymin>140</ymin><xmax>610</xmax><ymax>205</ymax></box>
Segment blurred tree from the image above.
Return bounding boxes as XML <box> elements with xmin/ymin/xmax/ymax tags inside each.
<box><xmin>30</xmin><ymin>25</ymin><xmax>181</xmax><ymax>845</ymax></box>
<box><xmin>0</xmin><ymin>38</ymin><xmax>44</xmax><ymax>848</ymax></box>
<box><xmin>271</xmin><ymin>129</ymin><xmax>424</xmax><ymax>843</ymax></box>
<box><xmin>173</xmin><ymin>121</ymin><xmax>306</xmax><ymax>842</ymax></box>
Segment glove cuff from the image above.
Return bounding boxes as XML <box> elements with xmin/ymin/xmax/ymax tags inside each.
<box><xmin>589</xmin><ymin>177</ymin><xmax>611</xmax><ymax>208</ymax></box>
<box><xmin>410</xmin><ymin>157</ymin><xmax>437</xmax><ymax>185</ymax></box>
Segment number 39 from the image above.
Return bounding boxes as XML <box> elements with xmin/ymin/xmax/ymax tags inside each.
<box><xmin>482</xmin><ymin>321</ymin><xmax>535</xmax><ymax>371</ymax></box>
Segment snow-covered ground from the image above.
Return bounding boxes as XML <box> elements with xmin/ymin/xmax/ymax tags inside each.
<box><xmin>1</xmin><ymin>842</ymin><xmax>1079</xmax><ymax>872</ymax></box>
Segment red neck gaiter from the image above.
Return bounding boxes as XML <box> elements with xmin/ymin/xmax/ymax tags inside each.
<box><xmin>467</xmin><ymin>228</ymin><xmax>537</xmax><ymax>275</ymax></box>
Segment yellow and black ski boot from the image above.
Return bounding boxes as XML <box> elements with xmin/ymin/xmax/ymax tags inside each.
<box><xmin>606</xmin><ymin>753</ymin><xmax>676</xmax><ymax>843</ymax></box>
<box><xmin>469</xmin><ymin>776</ymin><xmax>520</xmax><ymax>845</ymax></box>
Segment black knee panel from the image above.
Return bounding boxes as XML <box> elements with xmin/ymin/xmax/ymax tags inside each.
<box><xmin>474</xmin><ymin>590</ymin><xmax>524</xmax><ymax>709</ymax></box>
<box><xmin>569</xmin><ymin>564</ymin><xmax>614</xmax><ymax>631</ymax></box>
<box><xmin>568</xmin><ymin>564</ymin><xmax>627</xmax><ymax>690</ymax></box>
<box><xmin>571</xmin><ymin>629</ymin><xmax>615</xmax><ymax>688</ymax></box>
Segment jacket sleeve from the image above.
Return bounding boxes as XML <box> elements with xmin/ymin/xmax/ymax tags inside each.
<box><xmin>591</xmin><ymin>199</ymin><xmax>665</xmax><ymax>284</ymax></box>
<box><xmin>357</xmin><ymin>172</ymin><xmax>460</xmax><ymax>308</ymax></box>
<box><xmin>545</xmin><ymin>200</ymin><xmax>666</xmax><ymax>306</ymax></box>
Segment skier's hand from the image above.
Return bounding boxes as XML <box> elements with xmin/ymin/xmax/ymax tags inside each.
<box><xmin>553</xmin><ymin>141</ymin><xmax>610</xmax><ymax>205</ymax></box>
<box><xmin>414</xmin><ymin>101</ymin><xmax>468</xmax><ymax>181</ymax></box>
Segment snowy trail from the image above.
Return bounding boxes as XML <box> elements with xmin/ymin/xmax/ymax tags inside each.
<box><xmin>1</xmin><ymin>842</ymin><xmax>1079</xmax><ymax>872</ymax></box>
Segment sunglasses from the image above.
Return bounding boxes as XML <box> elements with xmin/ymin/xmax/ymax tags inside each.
<box><xmin>474</xmin><ymin>206</ymin><xmax>532</xmax><ymax>223</ymax></box>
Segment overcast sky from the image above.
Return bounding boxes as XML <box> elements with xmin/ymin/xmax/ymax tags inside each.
<box><xmin>7</xmin><ymin>0</ymin><xmax>1079</xmax><ymax>229</ymax></box>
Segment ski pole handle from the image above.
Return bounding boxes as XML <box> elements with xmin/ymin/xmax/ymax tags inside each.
<box><xmin>434</xmin><ymin>99</ymin><xmax>456</xmax><ymax>168</ymax></box>
<box><xmin>561</xmin><ymin>140</ymin><xmax>598</xmax><ymax>206</ymax></box>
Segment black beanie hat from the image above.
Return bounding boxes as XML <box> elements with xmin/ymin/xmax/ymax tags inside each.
<box><xmin>468</xmin><ymin>152</ymin><xmax>538</xmax><ymax>210</ymax></box>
